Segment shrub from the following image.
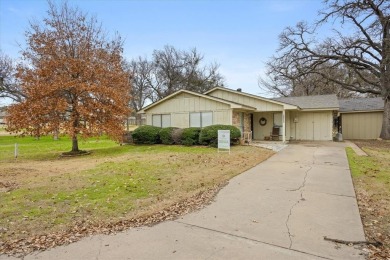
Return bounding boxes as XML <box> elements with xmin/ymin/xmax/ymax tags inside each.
<box><xmin>159</xmin><ymin>127</ymin><xmax>178</xmax><ymax>145</ymax></box>
<box><xmin>181</xmin><ymin>127</ymin><xmax>201</xmax><ymax>146</ymax></box>
<box><xmin>131</xmin><ymin>125</ymin><xmax>161</xmax><ymax>144</ymax></box>
<box><xmin>171</xmin><ymin>128</ymin><xmax>184</xmax><ymax>145</ymax></box>
<box><xmin>199</xmin><ymin>125</ymin><xmax>241</xmax><ymax>147</ymax></box>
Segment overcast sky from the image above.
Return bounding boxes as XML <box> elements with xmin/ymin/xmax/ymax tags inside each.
<box><xmin>0</xmin><ymin>0</ymin><xmax>325</xmax><ymax>100</ymax></box>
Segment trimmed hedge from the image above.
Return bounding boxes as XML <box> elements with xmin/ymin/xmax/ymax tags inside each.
<box><xmin>181</xmin><ymin>127</ymin><xmax>201</xmax><ymax>146</ymax></box>
<box><xmin>131</xmin><ymin>125</ymin><xmax>161</xmax><ymax>144</ymax></box>
<box><xmin>159</xmin><ymin>127</ymin><xmax>178</xmax><ymax>145</ymax></box>
<box><xmin>199</xmin><ymin>125</ymin><xmax>241</xmax><ymax>147</ymax></box>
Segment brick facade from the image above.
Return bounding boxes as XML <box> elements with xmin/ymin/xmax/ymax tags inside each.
<box><xmin>232</xmin><ymin>111</ymin><xmax>251</xmax><ymax>134</ymax></box>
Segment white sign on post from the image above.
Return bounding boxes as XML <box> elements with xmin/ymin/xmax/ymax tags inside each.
<box><xmin>218</xmin><ymin>130</ymin><xmax>230</xmax><ymax>153</ymax></box>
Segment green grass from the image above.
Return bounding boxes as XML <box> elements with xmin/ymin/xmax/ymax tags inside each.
<box><xmin>0</xmin><ymin>134</ymin><xmax>122</xmax><ymax>161</ymax></box>
<box><xmin>0</xmin><ymin>135</ymin><xmax>274</xmax><ymax>245</ymax></box>
<box><xmin>346</xmin><ymin>147</ymin><xmax>390</xmax><ymax>184</ymax></box>
<box><xmin>0</xmin><ymin>134</ymin><xmax>216</xmax><ymax>161</ymax></box>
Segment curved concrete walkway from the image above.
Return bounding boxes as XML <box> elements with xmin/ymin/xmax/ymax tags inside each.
<box><xmin>2</xmin><ymin>142</ymin><xmax>366</xmax><ymax>260</ymax></box>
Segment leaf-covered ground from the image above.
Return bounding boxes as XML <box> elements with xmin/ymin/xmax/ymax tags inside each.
<box><xmin>347</xmin><ymin>140</ymin><xmax>390</xmax><ymax>260</ymax></box>
<box><xmin>0</xmin><ymin>136</ymin><xmax>274</xmax><ymax>256</ymax></box>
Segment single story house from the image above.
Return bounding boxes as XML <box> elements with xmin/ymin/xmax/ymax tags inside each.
<box><xmin>138</xmin><ymin>87</ymin><xmax>339</xmax><ymax>142</ymax></box>
<box><xmin>339</xmin><ymin>98</ymin><xmax>384</xmax><ymax>139</ymax></box>
<box><xmin>0</xmin><ymin>106</ymin><xmax>7</xmax><ymax>125</ymax></box>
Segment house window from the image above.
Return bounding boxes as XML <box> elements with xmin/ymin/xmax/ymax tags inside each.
<box><xmin>152</xmin><ymin>114</ymin><xmax>171</xmax><ymax>127</ymax></box>
<box><xmin>190</xmin><ymin>112</ymin><xmax>213</xmax><ymax>127</ymax></box>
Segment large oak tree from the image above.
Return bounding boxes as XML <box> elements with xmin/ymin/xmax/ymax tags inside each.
<box><xmin>6</xmin><ymin>1</ymin><xmax>131</xmax><ymax>152</ymax></box>
<box><xmin>261</xmin><ymin>0</ymin><xmax>390</xmax><ymax>139</ymax></box>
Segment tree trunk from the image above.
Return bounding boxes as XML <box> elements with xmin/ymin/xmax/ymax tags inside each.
<box><xmin>380</xmin><ymin>97</ymin><xmax>390</xmax><ymax>140</ymax></box>
<box><xmin>72</xmin><ymin>134</ymin><xmax>79</xmax><ymax>152</ymax></box>
<box><xmin>53</xmin><ymin>129</ymin><xmax>59</xmax><ymax>140</ymax></box>
<box><xmin>380</xmin><ymin>20</ymin><xmax>390</xmax><ymax>140</ymax></box>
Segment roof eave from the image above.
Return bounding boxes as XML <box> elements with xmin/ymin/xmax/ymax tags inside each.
<box><xmin>205</xmin><ymin>87</ymin><xmax>299</xmax><ymax>109</ymax></box>
<box><xmin>340</xmin><ymin>109</ymin><xmax>384</xmax><ymax>113</ymax></box>
<box><xmin>300</xmin><ymin>107</ymin><xmax>339</xmax><ymax>111</ymax></box>
<box><xmin>139</xmin><ymin>89</ymin><xmax>253</xmax><ymax>112</ymax></box>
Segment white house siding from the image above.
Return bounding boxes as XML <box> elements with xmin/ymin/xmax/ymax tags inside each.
<box><xmin>214</xmin><ymin>110</ymin><xmax>232</xmax><ymax>125</ymax></box>
<box><xmin>171</xmin><ymin>113</ymin><xmax>190</xmax><ymax>128</ymax></box>
<box><xmin>208</xmin><ymin>89</ymin><xmax>285</xmax><ymax>112</ymax></box>
<box><xmin>145</xmin><ymin>93</ymin><xmax>231</xmax><ymax>128</ymax></box>
<box><xmin>341</xmin><ymin>111</ymin><xmax>383</xmax><ymax>139</ymax></box>
<box><xmin>252</xmin><ymin>112</ymin><xmax>275</xmax><ymax>140</ymax></box>
<box><xmin>289</xmin><ymin>111</ymin><xmax>333</xmax><ymax>141</ymax></box>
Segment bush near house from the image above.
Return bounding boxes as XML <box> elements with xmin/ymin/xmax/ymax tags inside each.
<box><xmin>130</xmin><ymin>125</ymin><xmax>241</xmax><ymax>147</ymax></box>
<box><xmin>199</xmin><ymin>125</ymin><xmax>241</xmax><ymax>147</ymax></box>
<box><xmin>181</xmin><ymin>127</ymin><xmax>201</xmax><ymax>146</ymax></box>
<box><xmin>159</xmin><ymin>127</ymin><xmax>178</xmax><ymax>145</ymax></box>
<box><xmin>131</xmin><ymin>125</ymin><xmax>161</xmax><ymax>144</ymax></box>
<box><xmin>171</xmin><ymin>128</ymin><xmax>184</xmax><ymax>145</ymax></box>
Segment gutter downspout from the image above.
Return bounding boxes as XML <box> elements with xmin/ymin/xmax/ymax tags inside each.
<box><xmin>282</xmin><ymin>109</ymin><xmax>286</xmax><ymax>143</ymax></box>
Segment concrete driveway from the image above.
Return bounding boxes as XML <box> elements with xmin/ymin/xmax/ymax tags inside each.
<box><xmin>2</xmin><ymin>142</ymin><xmax>366</xmax><ymax>260</ymax></box>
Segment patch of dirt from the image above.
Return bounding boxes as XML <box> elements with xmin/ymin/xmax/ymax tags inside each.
<box><xmin>350</xmin><ymin>140</ymin><xmax>390</xmax><ymax>259</ymax></box>
<box><xmin>355</xmin><ymin>189</ymin><xmax>390</xmax><ymax>259</ymax></box>
<box><xmin>353</xmin><ymin>139</ymin><xmax>390</xmax><ymax>150</ymax></box>
<box><xmin>0</xmin><ymin>152</ymin><xmax>134</xmax><ymax>183</ymax></box>
<box><xmin>0</xmin><ymin>181</ymin><xmax>18</xmax><ymax>192</ymax></box>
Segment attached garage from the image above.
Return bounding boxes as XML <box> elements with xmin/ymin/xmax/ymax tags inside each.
<box><xmin>339</xmin><ymin>98</ymin><xmax>384</xmax><ymax>140</ymax></box>
<box><xmin>341</xmin><ymin>112</ymin><xmax>383</xmax><ymax>139</ymax></box>
<box><xmin>289</xmin><ymin>111</ymin><xmax>333</xmax><ymax>141</ymax></box>
<box><xmin>274</xmin><ymin>95</ymin><xmax>338</xmax><ymax>141</ymax></box>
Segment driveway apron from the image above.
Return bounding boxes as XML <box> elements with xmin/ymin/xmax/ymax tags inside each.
<box><xmin>4</xmin><ymin>142</ymin><xmax>366</xmax><ymax>260</ymax></box>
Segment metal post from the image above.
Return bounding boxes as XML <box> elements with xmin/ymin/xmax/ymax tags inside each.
<box><xmin>282</xmin><ymin>109</ymin><xmax>286</xmax><ymax>143</ymax></box>
<box><xmin>14</xmin><ymin>143</ymin><xmax>18</xmax><ymax>158</ymax></box>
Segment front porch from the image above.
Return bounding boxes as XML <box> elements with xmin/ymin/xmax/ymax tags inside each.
<box><xmin>232</xmin><ymin>110</ymin><xmax>290</xmax><ymax>143</ymax></box>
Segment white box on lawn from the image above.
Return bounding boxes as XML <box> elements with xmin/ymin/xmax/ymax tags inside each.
<box><xmin>218</xmin><ymin>130</ymin><xmax>230</xmax><ymax>152</ymax></box>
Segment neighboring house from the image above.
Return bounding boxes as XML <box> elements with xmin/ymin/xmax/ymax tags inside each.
<box><xmin>139</xmin><ymin>87</ymin><xmax>339</xmax><ymax>142</ymax></box>
<box><xmin>0</xmin><ymin>106</ymin><xmax>7</xmax><ymax>125</ymax></box>
<box><xmin>339</xmin><ymin>98</ymin><xmax>384</xmax><ymax>140</ymax></box>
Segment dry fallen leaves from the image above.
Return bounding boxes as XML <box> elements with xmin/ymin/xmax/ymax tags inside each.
<box><xmin>0</xmin><ymin>183</ymin><xmax>226</xmax><ymax>257</ymax></box>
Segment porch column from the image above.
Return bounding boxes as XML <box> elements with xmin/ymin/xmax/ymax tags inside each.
<box><xmin>282</xmin><ymin>109</ymin><xmax>286</xmax><ymax>143</ymax></box>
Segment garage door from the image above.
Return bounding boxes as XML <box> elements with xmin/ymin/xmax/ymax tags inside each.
<box><xmin>341</xmin><ymin>112</ymin><xmax>383</xmax><ymax>139</ymax></box>
<box><xmin>291</xmin><ymin>111</ymin><xmax>332</xmax><ymax>141</ymax></box>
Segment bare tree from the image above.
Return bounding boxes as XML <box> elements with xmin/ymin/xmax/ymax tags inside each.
<box><xmin>262</xmin><ymin>0</ymin><xmax>390</xmax><ymax>139</ymax></box>
<box><xmin>124</xmin><ymin>57</ymin><xmax>153</xmax><ymax>112</ymax></box>
<box><xmin>0</xmin><ymin>52</ymin><xmax>25</xmax><ymax>103</ymax></box>
<box><xmin>260</xmin><ymin>59</ymin><xmax>361</xmax><ymax>98</ymax></box>
<box><xmin>127</xmin><ymin>46</ymin><xmax>224</xmax><ymax>113</ymax></box>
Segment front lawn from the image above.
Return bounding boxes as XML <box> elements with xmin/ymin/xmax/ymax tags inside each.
<box><xmin>0</xmin><ymin>135</ymin><xmax>274</xmax><ymax>255</ymax></box>
<box><xmin>346</xmin><ymin>140</ymin><xmax>390</xmax><ymax>259</ymax></box>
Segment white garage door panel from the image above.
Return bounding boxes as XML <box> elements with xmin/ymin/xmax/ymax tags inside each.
<box><xmin>294</xmin><ymin>112</ymin><xmax>332</xmax><ymax>141</ymax></box>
